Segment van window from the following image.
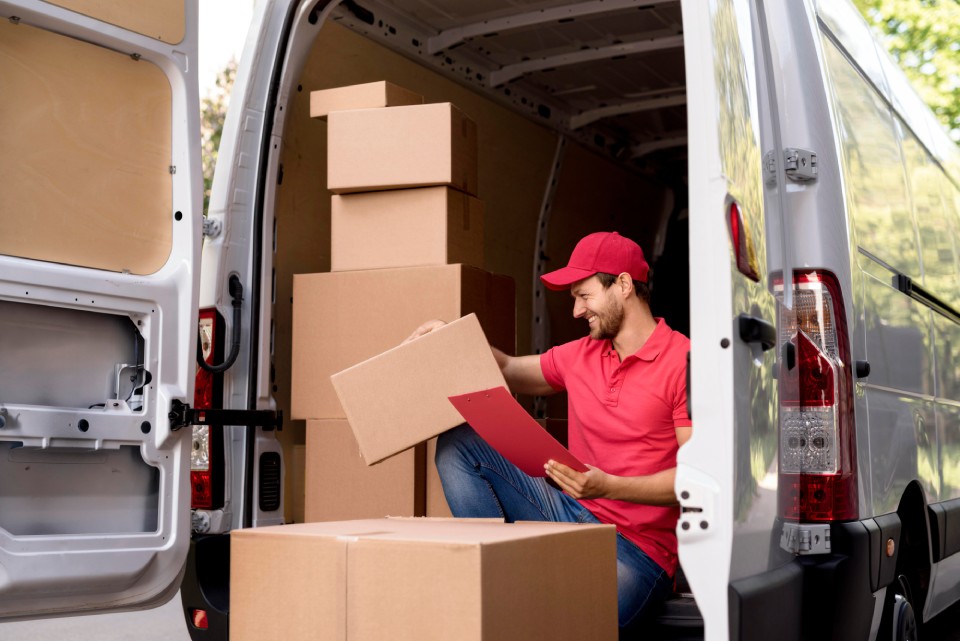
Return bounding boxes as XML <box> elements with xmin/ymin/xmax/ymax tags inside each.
<box><xmin>0</xmin><ymin>20</ymin><xmax>173</xmax><ymax>275</ymax></box>
<box><xmin>820</xmin><ymin>34</ymin><xmax>921</xmax><ymax>280</ymax></box>
<box><xmin>899</xmin><ymin>120</ymin><xmax>959</xmax><ymax>302</ymax></box>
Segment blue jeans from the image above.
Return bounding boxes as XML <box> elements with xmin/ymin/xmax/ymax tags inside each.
<box><xmin>435</xmin><ymin>424</ymin><xmax>673</xmax><ymax>634</ymax></box>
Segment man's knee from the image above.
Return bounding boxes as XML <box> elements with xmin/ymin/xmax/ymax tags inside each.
<box><xmin>434</xmin><ymin>423</ymin><xmax>475</xmax><ymax>470</ymax></box>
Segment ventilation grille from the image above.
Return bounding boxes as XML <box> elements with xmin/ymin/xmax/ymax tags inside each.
<box><xmin>258</xmin><ymin>452</ymin><xmax>281</xmax><ymax>512</ymax></box>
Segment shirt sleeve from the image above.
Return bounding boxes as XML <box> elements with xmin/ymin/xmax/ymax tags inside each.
<box><xmin>672</xmin><ymin>361</ymin><xmax>692</xmax><ymax>428</ymax></box>
<box><xmin>539</xmin><ymin>346</ymin><xmax>567</xmax><ymax>392</ymax></box>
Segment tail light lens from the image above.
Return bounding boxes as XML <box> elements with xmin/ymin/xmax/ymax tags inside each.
<box><xmin>192</xmin><ymin>308</ymin><xmax>219</xmax><ymax>510</ymax></box>
<box><xmin>774</xmin><ymin>270</ymin><xmax>858</xmax><ymax>522</ymax></box>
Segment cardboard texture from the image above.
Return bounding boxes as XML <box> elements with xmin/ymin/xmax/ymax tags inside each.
<box><xmin>331</xmin><ymin>187</ymin><xmax>485</xmax><ymax>271</ymax></box>
<box><xmin>290</xmin><ymin>444</ymin><xmax>306</xmax><ymax>523</ymax></box>
<box><xmin>327</xmin><ymin>102</ymin><xmax>479</xmax><ymax>195</ymax></box>
<box><xmin>305</xmin><ymin>419</ymin><xmax>425</xmax><ymax>521</ymax></box>
<box><xmin>425</xmin><ymin>437</ymin><xmax>452</xmax><ymax>517</ymax></box>
<box><xmin>230</xmin><ymin>518</ymin><xmax>618</xmax><ymax>641</ymax></box>
<box><xmin>291</xmin><ymin>264</ymin><xmax>515</xmax><ymax>420</ymax></box>
<box><xmin>310</xmin><ymin>80</ymin><xmax>423</xmax><ymax>119</ymax></box>
<box><xmin>331</xmin><ymin>314</ymin><xmax>507</xmax><ymax>465</ymax></box>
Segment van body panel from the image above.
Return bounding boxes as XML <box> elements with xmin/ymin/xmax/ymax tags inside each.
<box><xmin>0</xmin><ymin>0</ymin><xmax>200</xmax><ymax>620</ymax></box>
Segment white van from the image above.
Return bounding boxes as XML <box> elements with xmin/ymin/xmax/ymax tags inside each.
<box><xmin>3</xmin><ymin>0</ymin><xmax>960</xmax><ymax>640</ymax></box>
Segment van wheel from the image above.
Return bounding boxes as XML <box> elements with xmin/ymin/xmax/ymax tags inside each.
<box><xmin>892</xmin><ymin>589</ymin><xmax>918</xmax><ymax>641</ymax></box>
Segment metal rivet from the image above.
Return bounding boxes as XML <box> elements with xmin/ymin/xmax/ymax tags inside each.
<box><xmin>681</xmin><ymin>521</ymin><xmax>691</xmax><ymax>531</ymax></box>
<box><xmin>700</xmin><ymin>521</ymin><xmax>709</xmax><ymax>530</ymax></box>
<box><xmin>720</xmin><ymin>338</ymin><xmax>731</xmax><ymax>348</ymax></box>
<box><xmin>680</xmin><ymin>491</ymin><xmax>690</xmax><ymax>500</ymax></box>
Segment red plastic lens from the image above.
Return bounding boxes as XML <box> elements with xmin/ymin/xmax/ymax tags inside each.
<box><xmin>191</xmin><ymin>608</ymin><xmax>209</xmax><ymax>630</ymax></box>
<box><xmin>191</xmin><ymin>469</ymin><xmax>213</xmax><ymax>510</ymax></box>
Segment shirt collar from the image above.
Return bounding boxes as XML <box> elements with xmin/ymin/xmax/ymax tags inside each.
<box><xmin>603</xmin><ymin>318</ymin><xmax>669</xmax><ymax>362</ymax></box>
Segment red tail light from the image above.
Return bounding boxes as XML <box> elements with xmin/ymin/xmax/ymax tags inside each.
<box><xmin>192</xmin><ymin>308</ymin><xmax>219</xmax><ymax>510</ymax></box>
<box><xmin>775</xmin><ymin>270</ymin><xmax>858</xmax><ymax>522</ymax></box>
<box><xmin>728</xmin><ymin>202</ymin><xmax>760</xmax><ymax>282</ymax></box>
<box><xmin>191</xmin><ymin>608</ymin><xmax>210</xmax><ymax>630</ymax></box>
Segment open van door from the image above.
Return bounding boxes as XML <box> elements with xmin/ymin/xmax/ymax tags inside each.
<box><xmin>678</xmin><ymin>0</ymin><xmax>798</xmax><ymax>638</ymax></box>
<box><xmin>0</xmin><ymin>0</ymin><xmax>200</xmax><ymax>619</ymax></box>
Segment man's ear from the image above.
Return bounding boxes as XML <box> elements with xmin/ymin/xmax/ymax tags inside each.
<box><xmin>617</xmin><ymin>272</ymin><xmax>634</xmax><ymax>298</ymax></box>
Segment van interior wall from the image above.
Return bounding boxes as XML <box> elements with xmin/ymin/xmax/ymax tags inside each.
<box><xmin>273</xmin><ymin>22</ymin><xmax>679</xmax><ymax>521</ymax></box>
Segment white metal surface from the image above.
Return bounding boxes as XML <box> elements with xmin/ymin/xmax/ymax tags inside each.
<box><xmin>0</xmin><ymin>0</ymin><xmax>201</xmax><ymax>619</ymax></box>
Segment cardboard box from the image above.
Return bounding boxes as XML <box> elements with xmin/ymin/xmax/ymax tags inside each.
<box><xmin>425</xmin><ymin>437</ymin><xmax>452</xmax><ymax>518</ymax></box>
<box><xmin>305</xmin><ymin>419</ymin><xmax>425</xmax><ymax>521</ymax></box>
<box><xmin>327</xmin><ymin>102</ymin><xmax>479</xmax><ymax>195</ymax></box>
<box><xmin>290</xmin><ymin>444</ymin><xmax>306</xmax><ymax>524</ymax></box>
<box><xmin>230</xmin><ymin>518</ymin><xmax>618</xmax><ymax>641</ymax></box>
<box><xmin>291</xmin><ymin>264</ymin><xmax>515</xmax><ymax>420</ymax></box>
<box><xmin>331</xmin><ymin>187</ymin><xmax>484</xmax><ymax>271</ymax></box>
<box><xmin>331</xmin><ymin>314</ymin><xmax>507</xmax><ymax>465</ymax></box>
<box><xmin>310</xmin><ymin>80</ymin><xmax>423</xmax><ymax>119</ymax></box>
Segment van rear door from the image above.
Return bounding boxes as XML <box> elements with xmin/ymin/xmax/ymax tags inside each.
<box><xmin>0</xmin><ymin>0</ymin><xmax>200</xmax><ymax>618</ymax></box>
<box><xmin>678</xmin><ymin>0</ymin><xmax>796</xmax><ymax>638</ymax></box>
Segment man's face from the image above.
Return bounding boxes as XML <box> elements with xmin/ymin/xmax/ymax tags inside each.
<box><xmin>570</xmin><ymin>276</ymin><xmax>624</xmax><ymax>340</ymax></box>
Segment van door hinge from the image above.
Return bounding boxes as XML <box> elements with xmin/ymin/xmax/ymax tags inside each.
<box><xmin>168</xmin><ymin>400</ymin><xmax>283</xmax><ymax>431</ymax></box>
<box><xmin>783</xmin><ymin>148</ymin><xmax>818</xmax><ymax>182</ymax></box>
<box><xmin>202</xmin><ymin>216</ymin><xmax>222</xmax><ymax>239</ymax></box>
<box><xmin>780</xmin><ymin>522</ymin><xmax>831</xmax><ymax>555</ymax></box>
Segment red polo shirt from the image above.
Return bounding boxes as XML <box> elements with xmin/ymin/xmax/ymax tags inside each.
<box><xmin>539</xmin><ymin>318</ymin><xmax>691</xmax><ymax>575</ymax></box>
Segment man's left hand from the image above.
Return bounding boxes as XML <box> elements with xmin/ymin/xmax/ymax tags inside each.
<box><xmin>544</xmin><ymin>460</ymin><xmax>613</xmax><ymax>500</ymax></box>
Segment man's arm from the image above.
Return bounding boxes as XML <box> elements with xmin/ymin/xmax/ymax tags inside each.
<box><xmin>545</xmin><ymin>426</ymin><xmax>692</xmax><ymax>506</ymax></box>
<box><xmin>490</xmin><ymin>346</ymin><xmax>556</xmax><ymax>396</ymax></box>
<box><xmin>404</xmin><ymin>320</ymin><xmax>556</xmax><ymax>397</ymax></box>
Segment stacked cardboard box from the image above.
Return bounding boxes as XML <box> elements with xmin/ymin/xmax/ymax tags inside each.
<box><xmin>231</xmin><ymin>518</ymin><xmax>618</xmax><ymax>641</ymax></box>
<box><xmin>293</xmin><ymin>82</ymin><xmax>516</xmax><ymax>521</ymax></box>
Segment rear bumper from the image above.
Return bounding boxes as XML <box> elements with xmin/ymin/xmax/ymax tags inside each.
<box><xmin>729</xmin><ymin>518</ymin><xmax>900</xmax><ymax>641</ymax></box>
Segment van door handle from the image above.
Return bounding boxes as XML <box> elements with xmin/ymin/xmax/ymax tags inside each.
<box><xmin>738</xmin><ymin>314</ymin><xmax>776</xmax><ymax>351</ymax></box>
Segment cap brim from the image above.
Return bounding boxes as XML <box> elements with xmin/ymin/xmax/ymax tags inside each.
<box><xmin>540</xmin><ymin>266</ymin><xmax>597</xmax><ymax>291</ymax></box>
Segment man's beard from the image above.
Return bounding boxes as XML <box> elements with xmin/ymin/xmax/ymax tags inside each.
<box><xmin>590</xmin><ymin>298</ymin><xmax>624</xmax><ymax>340</ymax></box>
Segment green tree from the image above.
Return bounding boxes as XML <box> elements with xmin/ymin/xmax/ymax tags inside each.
<box><xmin>853</xmin><ymin>0</ymin><xmax>960</xmax><ymax>142</ymax></box>
<box><xmin>200</xmin><ymin>58</ymin><xmax>238</xmax><ymax>214</ymax></box>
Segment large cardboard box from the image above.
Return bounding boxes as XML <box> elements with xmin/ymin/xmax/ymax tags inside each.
<box><xmin>327</xmin><ymin>102</ymin><xmax>479</xmax><ymax>195</ymax></box>
<box><xmin>331</xmin><ymin>187</ymin><xmax>484</xmax><ymax>271</ymax></box>
<box><xmin>291</xmin><ymin>264</ymin><xmax>515</xmax><ymax>420</ymax></box>
<box><xmin>310</xmin><ymin>80</ymin><xmax>423</xmax><ymax>119</ymax></box>
<box><xmin>305</xmin><ymin>419</ymin><xmax>425</xmax><ymax>521</ymax></box>
<box><xmin>425</xmin><ymin>437</ymin><xmax>452</xmax><ymax>517</ymax></box>
<box><xmin>230</xmin><ymin>518</ymin><xmax>618</xmax><ymax>641</ymax></box>
<box><xmin>331</xmin><ymin>314</ymin><xmax>507</xmax><ymax>465</ymax></box>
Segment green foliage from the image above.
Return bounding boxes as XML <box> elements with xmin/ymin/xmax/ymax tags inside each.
<box><xmin>852</xmin><ymin>0</ymin><xmax>960</xmax><ymax>142</ymax></box>
<box><xmin>201</xmin><ymin>58</ymin><xmax>238</xmax><ymax>215</ymax></box>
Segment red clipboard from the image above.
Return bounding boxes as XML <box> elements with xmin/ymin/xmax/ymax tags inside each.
<box><xmin>448</xmin><ymin>386</ymin><xmax>587</xmax><ymax>477</ymax></box>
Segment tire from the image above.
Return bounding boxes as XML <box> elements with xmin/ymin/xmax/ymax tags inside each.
<box><xmin>892</xmin><ymin>592</ymin><xmax>919</xmax><ymax>641</ymax></box>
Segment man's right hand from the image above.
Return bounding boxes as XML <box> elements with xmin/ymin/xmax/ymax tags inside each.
<box><xmin>402</xmin><ymin>319</ymin><xmax>447</xmax><ymax>345</ymax></box>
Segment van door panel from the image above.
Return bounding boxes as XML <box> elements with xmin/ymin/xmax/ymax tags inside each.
<box><xmin>680</xmin><ymin>0</ymin><xmax>788</xmax><ymax>636</ymax></box>
<box><xmin>0</xmin><ymin>19</ymin><xmax>173</xmax><ymax>275</ymax></box>
<box><xmin>0</xmin><ymin>0</ymin><xmax>199</xmax><ymax>620</ymax></box>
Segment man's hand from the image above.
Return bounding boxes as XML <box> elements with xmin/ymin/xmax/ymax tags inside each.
<box><xmin>544</xmin><ymin>460</ymin><xmax>612</xmax><ymax>500</ymax></box>
<box><xmin>402</xmin><ymin>319</ymin><xmax>447</xmax><ymax>345</ymax></box>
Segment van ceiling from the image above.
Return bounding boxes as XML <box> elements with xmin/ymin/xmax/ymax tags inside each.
<box><xmin>331</xmin><ymin>0</ymin><xmax>686</xmax><ymax>171</ymax></box>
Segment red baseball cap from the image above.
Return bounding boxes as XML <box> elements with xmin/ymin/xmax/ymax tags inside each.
<box><xmin>540</xmin><ymin>231</ymin><xmax>649</xmax><ymax>291</ymax></box>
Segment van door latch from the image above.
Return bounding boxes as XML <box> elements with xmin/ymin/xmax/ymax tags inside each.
<box><xmin>783</xmin><ymin>148</ymin><xmax>818</xmax><ymax>182</ymax></box>
<box><xmin>780</xmin><ymin>522</ymin><xmax>831</xmax><ymax>555</ymax></box>
<box><xmin>168</xmin><ymin>400</ymin><xmax>283</xmax><ymax>432</ymax></box>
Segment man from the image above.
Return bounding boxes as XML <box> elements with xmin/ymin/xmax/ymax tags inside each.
<box><xmin>408</xmin><ymin>231</ymin><xmax>691</xmax><ymax>634</ymax></box>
